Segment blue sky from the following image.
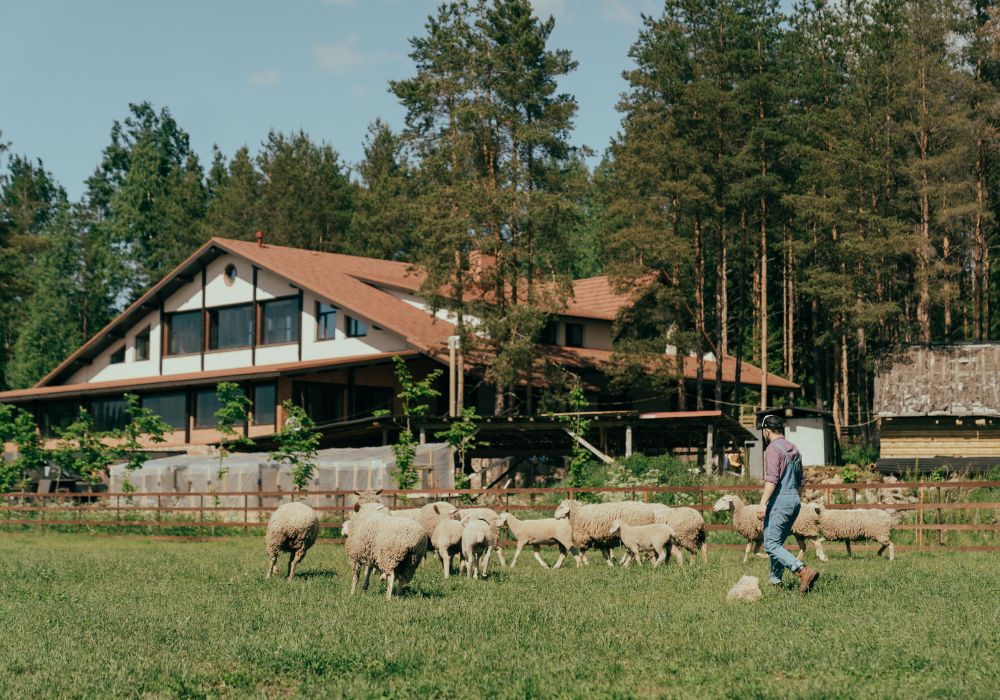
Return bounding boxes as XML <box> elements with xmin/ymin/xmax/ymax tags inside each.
<box><xmin>0</xmin><ymin>0</ymin><xmax>780</xmax><ymax>200</ymax></box>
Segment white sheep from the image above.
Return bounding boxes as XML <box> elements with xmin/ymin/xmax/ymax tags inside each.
<box><xmin>429</xmin><ymin>506</ymin><xmax>465</xmax><ymax>578</ymax></box>
<box><xmin>712</xmin><ymin>495</ymin><xmax>822</xmax><ymax>562</ymax></box>
<box><xmin>553</xmin><ymin>499</ymin><xmax>657</xmax><ymax>566</ymax></box>
<box><xmin>644</xmin><ymin>503</ymin><xmax>708</xmax><ymax>564</ymax></box>
<box><xmin>265</xmin><ymin>502</ymin><xmax>320</xmax><ymax>580</ymax></box>
<box><xmin>459</xmin><ymin>514</ymin><xmax>496</xmax><ymax>579</ymax></box>
<box><xmin>395</xmin><ymin>501</ymin><xmax>460</xmax><ymax>537</ymax></box>
<box><xmin>459</xmin><ymin>506</ymin><xmax>507</xmax><ymax>567</ymax></box>
<box><xmin>815</xmin><ymin>504</ymin><xmax>895</xmax><ymax>561</ymax></box>
<box><xmin>497</xmin><ymin>512</ymin><xmax>579</xmax><ymax>569</ymax></box>
<box><xmin>346</xmin><ymin>502</ymin><xmax>429</xmax><ymax>598</ymax></box>
<box><xmin>609</xmin><ymin>519</ymin><xmax>676</xmax><ymax>568</ymax></box>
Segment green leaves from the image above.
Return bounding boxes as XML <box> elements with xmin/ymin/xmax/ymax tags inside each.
<box><xmin>383</xmin><ymin>356</ymin><xmax>442</xmax><ymax>491</ymax></box>
<box><xmin>214</xmin><ymin>382</ymin><xmax>254</xmax><ymax>481</ymax></box>
<box><xmin>269</xmin><ymin>400</ymin><xmax>320</xmax><ymax>492</ymax></box>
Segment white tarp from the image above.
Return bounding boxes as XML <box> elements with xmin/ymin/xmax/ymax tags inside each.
<box><xmin>108</xmin><ymin>443</ymin><xmax>454</xmax><ymax>516</ymax></box>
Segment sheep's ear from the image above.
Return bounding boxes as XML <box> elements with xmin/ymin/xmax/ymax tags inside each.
<box><xmin>353</xmin><ymin>502</ymin><xmax>361</xmax><ymax>512</ymax></box>
<box><xmin>375</xmin><ymin>488</ymin><xmax>384</xmax><ymax>495</ymax></box>
<box><xmin>352</xmin><ymin>491</ymin><xmax>360</xmax><ymax>496</ymax></box>
<box><xmin>433</xmin><ymin>504</ymin><xmax>441</xmax><ymax>514</ymax></box>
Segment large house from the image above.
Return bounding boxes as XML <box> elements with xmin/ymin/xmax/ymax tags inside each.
<box><xmin>0</xmin><ymin>236</ymin><xmax>795</xmax><ymax>456</ymax></box>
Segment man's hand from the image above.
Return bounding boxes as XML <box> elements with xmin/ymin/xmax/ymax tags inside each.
<box><xmin>757</xmin><ymin>505</ymin><xmax>766</xmax><ymax>520</ymax></box>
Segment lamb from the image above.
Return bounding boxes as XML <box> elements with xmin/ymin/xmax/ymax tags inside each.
<box><xmin>459</xmin><ymin>507</ymin><xmax>507</xmax><ymax>567</ymax></box>
<box><xmin>346</xmin><ymin>502</ymin><xmax>429</xmax><ymax>598</ymax></box>
<box><xmin>430</xmin><ymin>506</ymin><xmax>465</xmax><ymax>578</ymax></box>
<box><xmin>553</xmin><ymin>499</ymin><xmax>658</xmax><ymax>566</ymax></box>
<box><xmin>497</xmin><ymin>512</ymin><xmax>579</xmax><ymax>569</ymax></box>
<box><xmin>265</xmin><ymin>501</ymin><xmax>320</xmax><ymax>580</ymax></box>
<box><xmin>459</xmin><ymin>514</ymin><xmax>496</xmax><ymax>579</ymax></box>
<box><xmin>395</xmin><ymin>501</ymin><xmax>459</xmax><ymax>537</ymax></box>
<box><xmin>643</xmin><ymin>503</ymin><xmax>707</xmax><ymax>564</ymax></box>
<box><xmin>815</xmin><ymin>504</ymin><xmax>894</xmax><ymax>561</ymax></box>
<box><xmin>712</xmin><ymin>495</ymin><xmax>823</xmax><ymax>562</ymax></box>
<box><xmin>609</xmin><ymin>519</ymin><xmax>677</xmax><ymax>568</ymax></box>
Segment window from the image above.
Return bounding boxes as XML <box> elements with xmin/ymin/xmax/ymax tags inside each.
<box><xmin>92</xmin><ymin>397</ymin><xmax>127</xmax><ymax>432</ymax></box>
<box><xmin>316</xmin><ymin>302</ymin><xmax>338</xmax><ymax>341</ymax></box>
<box><xmin>142</xmin><ymin>392</ymin><xmax>187</xmax><ymax>430</ymax></box>
<box><xmin>260</xmin><ymin>297</ymin><xmax>299</xmax><ymax>345</ymax></box>
<box><xmin>167</xmin><ymin>310</ymin><xmax>203</xmax><ymax>355</ymax></box>
<box><xmin>352</xmin><ymin>386</ymin><xmax>394</xmax><ymax>419</ymax></box>
<box><xmin>293</xmin><ymin>381</ymin><xmax>344</xmax><ymax>424</ymax></box>
<box><xmin>109</xmin><ymin>345</ymin><xmax>125</xmax><ymax>364</ymax></box>
<box><xmin>539</xmin><ymin>320</ymin><xmax>558</xmax><ymax>345</ymax></box>
<box><xmin>253</xmin><ymin>383</ymin><xmax>277</xmax><ymax>425</ymax></box>
<box><xmin>565</xmin><ymin>322</ymin><xmax>584</xmax><ymax>348</ymax></box>
<box><xmin>194</xmin><ymin>388</ymin><xmax>225</xmax><ymax>428</ymax></box>
<box><xmin>346</xmin><ymin>315</ymin><xmax>367</xmax><ymax>338</ymax></box>
<box><xmin>223</xmin><ymin>263</ymin><xmax>238</xmax><ymax>286</ymax></box>
<box><xmin>208</xmin><ymin>304</ymin><xmax>253</xmax><ymax>350</ymax></box>
<box><xmin>135</xmin><ymin>327</ymin><xmax>150</xmax><ymax>362</ymax></box>
<box><xmin>41</xmin><ymin>401</ymin><xmax>80</xmax><ymax>437</ymax></box>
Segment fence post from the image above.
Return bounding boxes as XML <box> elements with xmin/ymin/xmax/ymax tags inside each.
<box><xmin>937</xmin><ymin>486</ymin><xmax>943</xmax><ymax>547</ymax></box>
<box><xmin>918</xmin><ymin>487</ymin><xmax>924</xmax><ymax>548</ymax></box>
<box><xmin>244</xmin><ymin>493</ymin><xmax>249</xmax><ymax>533</ymax></box>
<box><xmin>156</xmin><ymin>494</ymin><xmax>162</xmax><ymax>532</ymax></box>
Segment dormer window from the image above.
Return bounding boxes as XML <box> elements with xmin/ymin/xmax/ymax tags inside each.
<box><xmin>565</xmin><ymin>322</ymin><xmax>584</xmax><ymax>348</ymax></box>
<box><xmin>346</xmin><ymin>315</ymin><xmax>367</xmax><ymax>338</ymax></box>
<box><xmin>224</xmin><ymin>263</ymin><xmax>238</xmax><ymax>286</ymax></box>
<box><xmin>110</xmin><ymin>345</ymin><xmax>126</xmax><ymax>364</ymax></box>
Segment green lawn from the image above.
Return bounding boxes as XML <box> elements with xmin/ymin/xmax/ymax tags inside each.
<box><xmin>1</xmin><ymin>533</ymin><xmax>998</xmax><ymax>699</ymax></box>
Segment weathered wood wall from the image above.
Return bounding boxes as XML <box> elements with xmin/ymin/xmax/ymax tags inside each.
<box><xmin>875</xmin><ymin>344</ymin><xmax>1000</xmax><ymax>417</ymax></box>
<box><xmin>880</xmin><ymin>417</ymin><xmax>1000</xmax><ymax>458</ymax></box>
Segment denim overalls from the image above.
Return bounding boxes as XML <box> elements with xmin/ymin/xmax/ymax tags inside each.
<box><xmin>762</xmin><ymin>439</ymin><xmax>804</xmax><ymax>584</ymax></box>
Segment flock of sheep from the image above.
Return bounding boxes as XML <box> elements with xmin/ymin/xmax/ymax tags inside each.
<box><xmin>264</xmin><ymin>489</ymin><xmax>895</xmax><ymax>598</ymax></box>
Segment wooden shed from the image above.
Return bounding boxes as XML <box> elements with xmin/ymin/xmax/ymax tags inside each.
<box><xmin>874</xmin><ymin>344</ymin><xmax>1000</xmax><ymax>473</ymax></box>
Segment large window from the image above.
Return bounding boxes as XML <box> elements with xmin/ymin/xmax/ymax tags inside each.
<box><xmin>92</xmin><ymin>397</ymin><xmax>128</xmax><ymax>432</ymax></box>
<box><xmin>135</xmin><ymin>327</ymin><xmax>150</xmax><ymax>361</ymax></box>
<box><xmin>208</xmin><ymin>304</ymin><xmax>253</xmax><ymax>350</ymax></box>
<box><xmin>293</xmin><ymin>381</ymin><xmax>344</xmax><ymax>424</ymax></box>
<box><xmin>352</xmin><ymin>386</ymin><xmax>394</xmax><ymax>419</ymax></box>
<box><xmin>194</xmin><ymin>388</ymin><xmax>224</xmax><ymax>428</ymax></box>
<box><xmin>346</xmin><ymin>315</ymin><xmax>367</xmax><ymax>338</ymax></box>
<box><xmin>539</xmin><ymin>320</ymin><xmax>558</xmax><ymax>345</ymax></box>
<box><xmin>261</xmin><ymin>297</ymin><xmax>299</xmax><ymax>345</ymax></box>
<box><xmin>316</xmin><ymin>302</ymin><xmax>337</xmax><ymax>341</ymax></box>
<box><xmin>253</xmin><ymin>383</ymin><xmax>277</xmax><ymax>426</ymax></box>
<box><xmin>41</xmin><ymin>401</ymin><xmax>80</xmax><ymax>437</ymax></box>
<box><xmin>142</xmin><ymin>392</ymin><xmax>187</xmax><ymax>430</ymax></box>
<box><xmin>565</xmin><ymin>322</ymin><xmax>584</xmax><ymax>348</ymax></box>
<box><xmin>167</xmin><ymin>310</ymin><xmax>203</xmax><ymax>355</ymax></box>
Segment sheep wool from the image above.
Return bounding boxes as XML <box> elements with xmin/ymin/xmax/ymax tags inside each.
<box><xmin>816</xmin><ymin>505</ymin><xmax>894</xmax><ymax>561</ymax></box>
<box><xmin>610</xmin><ymin>520</ymin><xmax>676</xmax><ymax>568</ymax></box>
<box><xmin>346</xmin><ymin>506</ymin><xmax>429</xmax><ymax>599</ymax></box>
<box><xmin>396</xmin><ymin>502</ymin><xmax>459</xmax><ymax>537</ymax></box>
<box><xmin>265</xmin><ymin>502</ymin><xmax>320</xmax><ymax>580</ymax></box>
<box><xmin>458</xmin><ymin>507</ymin><xmax>507</xmax><ymax>567</ymax></box>
<box><xmin>497</xmin><ymin>512</ymin><xmax>578</xmax><ymax>569</ymax></box>
<box><xmin>554</xmin><ymin>499</ymin><xmax>656</xmax><ymax>566</ymax></box>
<box><xmin>713</xmin><ymin>495</ymin><xmax>823</xmax><ymax>563</ymax></box>
<box><xmin>645</xmin><ymin>503</ymin><xmax>707</xmax><ymax>563</ymax></box>
<box><xmin>430</xmin><ymin>517</ymin><xmax>465</xmax><ymax>578</ymax></box>
<box><xmin>460</xmin><ymin>516</ymin><xmax>495</xmax><ymax>579</ymax></box>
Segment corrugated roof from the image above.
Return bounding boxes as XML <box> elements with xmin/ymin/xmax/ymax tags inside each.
<box><xmin>0</xmin><ymin>351</ymin><xmax>417</xmax><ymax>402</ymax></box>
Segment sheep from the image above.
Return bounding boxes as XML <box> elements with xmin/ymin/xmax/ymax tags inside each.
<box><xmin>352</xmin><ymin>488</ymin><xmax>384</xmax><ymax>506</ymax></box>
<box><xmin>459</xmin><ymin>507</ymin><xmax>507</xmax><ymax>567</ymax></box>
<box><xmin>497</xmin><ymin>512</ymin><xmax>579</xmax><ymax>569</ymax></box>
<box><xmin>712</xmin><ymin>495</ymin><xmax>823</xmax><ymax>563</ymax></box>
<box><xmin>429</xmin><ymin>506</ymin><xmax>465</xmax><ymax>578</ymax></box>
<box><xmin>459</xmin><ymin>514</ymin><xmax>496</xmax><ymax>579</ymax></box>
<box><xmin>639</xmin><ymin>503</ymin><xmax>707</xmax><ymax>565</ymax></box>
<box><xmin>553</xmin><ymin>499</ymin><xmax>658</xmax><ymax>566</ymax></box>
<box><xmin>346</xmin><ymin>502</ymin><xmax>429</xmax><ymax>599</ymax></box>
<box><xmin>265</xmin><ymin>501</ymin><xmax>320</xmax><ymax>580</ymax></box>
<box><xmin>395</xmin><ymin>501</ymin><xmax>460</xmax><ymax>537</ymax></box>
<box><xmin>815</xmin><ymin>504</ymin><xmax>895</xmax><ymax>561</ymax></box>
<box><xmin>609</xmin><ymin>519</ymin><xmax>676</xmax><ymax>568</ymax></box>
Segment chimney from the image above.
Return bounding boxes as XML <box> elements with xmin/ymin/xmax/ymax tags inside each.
<box><xmin>255</xmin><ymin>230</ymin><xmax>264</xmax><ymax>248</ymax></box>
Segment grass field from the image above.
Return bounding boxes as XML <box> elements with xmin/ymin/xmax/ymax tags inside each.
<box><xmin>1</xmin><ymin>533</ymin><xmax>998</xmax><ymax>699</ymax></box>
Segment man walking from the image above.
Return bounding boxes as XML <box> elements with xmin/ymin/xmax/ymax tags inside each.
<box><xmin>757</xmin><ymin>414</ymin><xmax>820</xmax><ymax>593</ymax></box>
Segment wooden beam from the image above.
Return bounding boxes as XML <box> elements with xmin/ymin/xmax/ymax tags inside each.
<box><xmin>562</xmin><ymin>427</ymin><xmax>614</xmax><ymax>464</ymax></box>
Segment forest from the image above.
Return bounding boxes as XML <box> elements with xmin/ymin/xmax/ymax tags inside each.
<box><xmin>1</xmin><ymin>0</ymin><xmax>999</xmax><ymax>445</ymax></box>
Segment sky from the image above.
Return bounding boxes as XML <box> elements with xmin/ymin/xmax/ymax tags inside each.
<box><xmin>0</xmin><ymin>0</ymin><xmax>687</xmax><ymax>201</ymax></box>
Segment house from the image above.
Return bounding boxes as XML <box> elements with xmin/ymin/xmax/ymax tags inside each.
<box><xmin>0</xmin><ymin>236</ymin><xmax>796</xmax><ymax>457</ymax></box>
<box><xmin>753</xmin><ymin>407</ymin><xmax>836</xmax><ymax>472</ymax></box>
<box><xmin>874</xmin><ymin>344</ymin><xmax>1000</xmax><ymax>473</ymax></box>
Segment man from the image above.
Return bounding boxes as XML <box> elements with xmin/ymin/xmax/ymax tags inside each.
<box><xmin>757</xmin><ymin>414</ymin><xmax>820</xmax><ymax>593</ymax></box>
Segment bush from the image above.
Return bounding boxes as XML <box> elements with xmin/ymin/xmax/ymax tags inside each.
<box><xmin>840</xmin><ymin>444</ymin><xmax>878</xmax><ymax>467</ymax></box>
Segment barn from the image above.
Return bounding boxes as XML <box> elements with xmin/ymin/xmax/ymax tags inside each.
<box><xmin>874</xmin><ymin>344</ymin><xmax>1000</xmax><ymax>474</ymax></box>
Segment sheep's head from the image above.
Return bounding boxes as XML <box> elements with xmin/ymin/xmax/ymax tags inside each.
<box><xmin>553</xmin><ymin>500</ymin><xmax>577</xmax><ymax>520</ymax></box>
<box><xmin>609</xmin><ymin>519</ymin><xmax>622</xmax><ymax>535</ymax></box>
<box><xmin>712</xmin><ymin>495</ymin><xmax>737</xmax><ymax>513</ymax></box>
<box><xmin>497</xmin><ymin>512</ymin><xmax>510</xmax><ymax>527</ymax></box>
<box><xmin>352</xmin><ymin>488</ymin><xmax>384</xmax><ymax>505</ymax></box>
<box><xmin>431</xmin><ymin>502</ymin><xmax>458</xmax><ymax>518</ymax></box>
<box><xmin>354</xmin><ymin>502</ymin><xmax>389</xmax><ymax>516</ymax></box>
<box><xmin>341</xmin><ymin>519</ymin><xmax>352</xmax><ymax>537</ymax></box>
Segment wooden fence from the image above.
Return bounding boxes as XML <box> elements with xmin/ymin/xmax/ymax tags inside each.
<box><xmin>2</xmin><ymin>480</ymin><xmax>999</xmax><ymax>551</ymax></box>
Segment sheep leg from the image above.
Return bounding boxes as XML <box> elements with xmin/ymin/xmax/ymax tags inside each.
<box><xmin>439</xmin><ymin>548</ymin><xmax>450</xmax><ymax>578</ymax></box>
<box><xmin>481</xmin><ymin>548</ymin><xmax>492</xmax><ymax>576</ymax></box>
<box><xmin>532</xmin><ymin>545</ymin><xmax>550</xmax><ymax>569</ymax></box>
<box><xmin>742</xmin><ymin>541</ymin><xmax>754</xmax><ymax>563</ymax></box>
<box><xmin>878</xmin><ymin>541</ymin><xmax>895</xmax><ymax>561</ymax></box>
<box><xmin>813</xmin><ymin>537</ymin><xmax>828</xmax><ymax>562</ymax></box>
<box><xmin>287</xmin><ymin>549</ymin><xmax>305</xmax><ymax>580</ymax></box>
<box><xmin>669</xmin><ymin>545</ymin><xmax>683</xmax><ymax>566</ymax></box>
<box><xmin>602</xmin><ymin>548</ymin><xmax>615</xmax><ymax>567</ymax></box>
<box><xmin>700</xmin><ymin>541</ymin><xmax>708</xmax><ymax>563</ymax></box>
<box><xmin>510</xmin><ymin>542</ymin><xmax>526</xmax><ymax>568</ymax></box>
<box><xmin>751</xmin><ymin>539</ymin><xmax>767</xmax><ymax>559</ymax></box>
<box><xmin>618</xmin><ymin>550</ymin><xmax>632</xmax><ymax>566</ymax></box>
<box><xmin>362</xmin><ymin>564</ymin><xmax>373</xmax><ymax>592</ymax></box>
<box><xmin>385</xmin><ymin>571</ymin><xmax>395</xmax><ymax>599</ymax></box>
<box><xmin>350</xmin><ymin>563</ymin><xmax>360</xmax><ymax>595</ymax></box>
<box><xmin>553</xmin><ymin>544</ymin><xmax>567</xmax><ymax>569</ymax></box>
<box><xmin>493</xmin><ymin>546</ymin><xmax>507</xmax><ymax>568</ymax></box>
<box><xmin>652</xmin><ymin>544</ymin><xmax>666</xmax><ymax>568</ymax></box>
<box><xmin>266</xmin><ymin>554</ymin><xmax>278</xmax><ymax>579</ymax></box>
<box><xmin>845</xmin><ymin>541</ymin><xmax>853</xmax><ymax>558</ymax></box>
<box><xmin>794</xmin><ymin>534</ymin><xmax>807</xmax><ymax>561</ymax></box>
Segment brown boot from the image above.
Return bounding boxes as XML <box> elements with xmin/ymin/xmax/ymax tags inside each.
<box><xmin>795</xmin><ymin>566</ymin><xmax>820</xmax><ymax>594</ymax></box>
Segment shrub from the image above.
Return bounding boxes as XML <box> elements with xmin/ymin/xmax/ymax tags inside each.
<box><xmin>840</xmin><ymin>444</ymin><xmax>878</xmax><ymax>467</ymax></box>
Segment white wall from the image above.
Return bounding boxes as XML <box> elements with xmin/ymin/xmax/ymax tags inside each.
<box><xmin>785</xmin><ymin>417</ymin><xmax>830</xmax><ymax>467</ymax></box>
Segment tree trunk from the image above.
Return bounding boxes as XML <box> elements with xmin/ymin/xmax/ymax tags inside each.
<box><xmin>916</xmin><ymin>60</ymin><xmax>932</xmax><ymax>344</ymax></box>
<box><xmin>760</xmin><ymin>192</ymin><xmax>768</xmax><ymax>410</ymax></box>
<box><xmin>695</xmin><ymin>218</ymin><xmax>705</xmax><ymax>411</ymax></box>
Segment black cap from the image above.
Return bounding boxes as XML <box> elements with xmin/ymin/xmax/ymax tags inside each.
<box><xmin>760</xmin><ymin>414</ymin><xmax>784</xmax><ymax>431</ymax></box>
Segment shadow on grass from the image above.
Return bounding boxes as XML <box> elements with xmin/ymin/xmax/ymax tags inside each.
<box><xmin>294</xmin><ymin>570</ymin><xmax>339</xmax><ymax>580</ymax></box>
